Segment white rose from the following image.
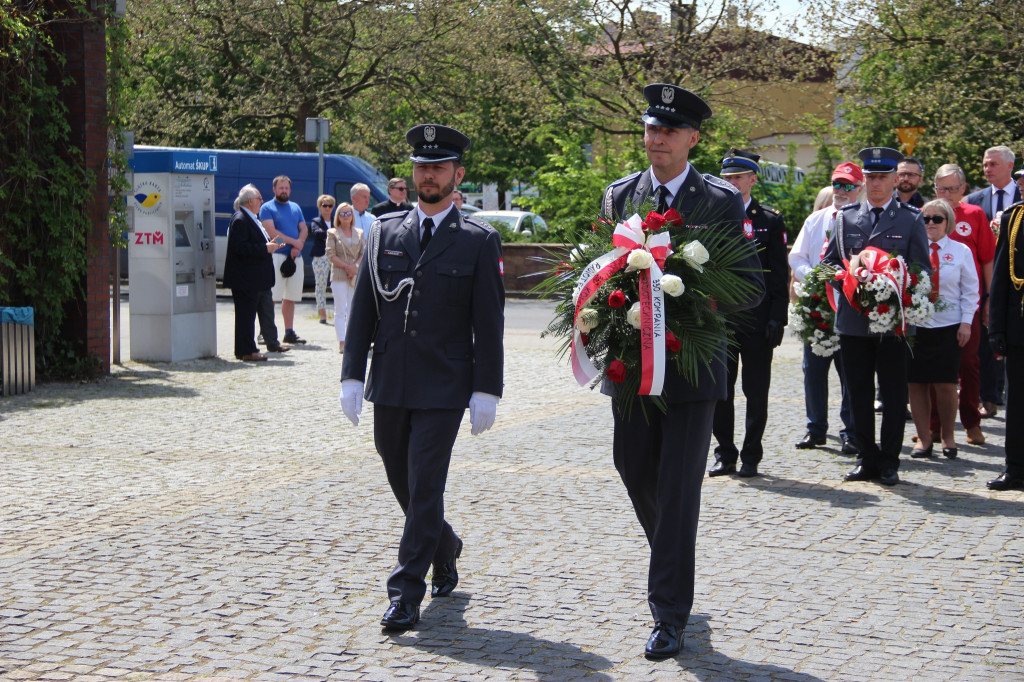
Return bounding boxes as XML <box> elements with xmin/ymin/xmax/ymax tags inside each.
<box><xmin>626</xmin><ymin>301</ymin><xmax>643</xmax><ymax>329</ymax></box>
<box><xmin>661</xmin><ymin>274</ymin><xmax>685</xmax><ymax>297</ymax></box>
<box><xmin>681</xmin><ymin>241</ymin><xmax>710</xmax><ymax>272</ymax></box>
<box><xmin>627</xmin><ymin>248</ymin><xmax>654</xmax><ymax>270</ymax></box>
<box><xmin>569</xmin><ymin>246</ymin><xmax>588</xmax><ymax>262</ymax></box>
<box><xmin>577</xmin><ymin>307</ymin><xmax>600</xmax><ymax>333</ymax></box>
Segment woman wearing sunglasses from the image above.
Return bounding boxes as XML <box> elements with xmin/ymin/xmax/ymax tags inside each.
<box><xmin>908</xmin><ymin>199</ymin><xmax>979</xmax><ymax>460</ymax></box>
<box><xmin>325</xmin><ymin>201</ymin><xmax>365</xmax><ymax>353</ymax></box>
<box><xmin>310</xmin><ymin>195</ymin><xmax>336</xmax><ymax>325</ymax></box>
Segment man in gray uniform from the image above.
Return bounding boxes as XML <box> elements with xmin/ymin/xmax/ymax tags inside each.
<box><xmin>602</xmin><ymin>83</ymin><xmax>764</xmax><ymax>660</ymax></box>
<box><xmin>340</xmin><ymin>124</ymin><xmax>504</xmax><ymax>632</ymax></box>
<box><xmin>822</xmin><ymin>146</ymin><xmax>930</xmax><ymax>486</ymax></box>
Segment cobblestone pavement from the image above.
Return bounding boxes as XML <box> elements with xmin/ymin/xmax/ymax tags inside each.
<box><xmin>1</xmin><ymin>297</ymin><xmax>1022</xmax><ymax>681</ymax></box>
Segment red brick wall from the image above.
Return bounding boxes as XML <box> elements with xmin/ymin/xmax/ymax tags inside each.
<box><xmin>53</xmin><ymin>7</ymin><xmax>111</xmax><ymax>373</ymax></box>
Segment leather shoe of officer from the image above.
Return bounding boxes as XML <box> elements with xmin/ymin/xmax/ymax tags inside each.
<box><xmin>840</xmin><ymin>436</ymin><xmax>859</xmax><ymax>456</ymax></box>
<box><xmin>708</xmin><ymin>460</ymin><xmax>736</xmax><ymax>477</ymax></box>
<box><xmin>987</xmin><ymin>472</ymin><xmax>1024</xmax><ymax>491</ymax></box>
<box><xmin>431</xmin><ymin>539</ymin><xmax>463</xmax><ymax>597</ymax></box>
<box><xmin>795</xmin><ymin>433</ymin><xmax>826</xmax><ymax>449</ymax></box>
<box><xmin>878</xmin><ymin>469</ymin><xmax>900</xmax><ymax>486</ymax></box>
<box><xmin>380</xmin><ymin>601</ymin><xmax>419</xmax><ymax>631</ymax></box>
<box><xmin>645</xmin><ymin>622</ymin><xmax>683</xmax><ymax>660</ymax></box>
<box><xmin>737</xmin><ymin>462</ymin><xmax>759</xmax><ymax>478</ymax></box>
<box><xmin>844</xmin><ymin>465</ymin><xmax>878</xmax><ymax>482</ymax></box>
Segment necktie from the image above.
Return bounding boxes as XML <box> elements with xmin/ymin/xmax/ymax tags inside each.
<box><xmin>419</xmin><ymin>217</ymin><xmax>434</xmax><ymax>252</ymax></box>
<box><xmin>996</xmin><ymin>188</ymin><xmax>1005</xmax><ymax>214</ymax></box>
<box><xmin>871</xmin><ymin>206</ymin><xmax>884</xmax><ymax>226</ymax></box>
<box><xmin>929</xmin><ymin>243</ymin><xmax>940</xmax><ymax>302</ymax></box>
<box><xmin>654</xmin><ymin>186</ymin><xmax>670</xmax><ymax>214</ymax></box>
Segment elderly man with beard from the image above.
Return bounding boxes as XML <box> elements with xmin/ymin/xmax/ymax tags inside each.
<box><xmin>339</xmin><ymin>124</ymin><xmax>504</xmax><ymax>632</ymax></box>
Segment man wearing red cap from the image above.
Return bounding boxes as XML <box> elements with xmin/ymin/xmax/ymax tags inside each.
<box><xmin>789</xmin><ymin>162</ymin><xmax>864</xmax><ymax>454</ymax></box>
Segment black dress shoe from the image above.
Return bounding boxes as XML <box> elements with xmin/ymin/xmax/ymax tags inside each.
<box><xmin>795</xmin><ymin>433</ymin><xmax>826</xmax><ymax>449</ymax></box>
<box><xmin>737</xmin><ymin>462</ymin><xmax>759</xmax><ymax>478</ymax></box>
<box><xmin>645</xmin><ymin>622</ymin><xmax>682</xmax><ymax>660</ymax></box>
<box><xmin>910</xmin><ymin>444</ymin><xmax>933</xmax><ymax>459</ymax></box>
<box><xmin>708</xmin><ymin>461</ymin><xmax>736</xmax><ymax>477</ymax></box>
<box><xmin>878</xmin><ymin>469</ymin><xmax>900</xmax><ymax>486</ymax></box>
<box><xmin>840</xmin><ymin>437</ymin><xmax>859</xmax><ymax>456</ymax></box>
<box><xmin>844</xmin><ymin>465</ymin><xmax>877</xmax><ymax>482</ymax></box>
<box><xmin>380</xmin><ymin>601</ymin><xmax>419</xmax><ymax>631</ymax></box>
<box><xmin>942</xmin><ymin>447</ymin><xmax>958</xmax><ymax>460</ymax></box>
<box><xmin>431</xmin><ymin>538</ymin><xmax>463</xmax><ymax>597</ymax></box>
<box><xmin>987</xmin><ymin>472</ymin><xmax>1024</xmax><ymax>491</ymax></box>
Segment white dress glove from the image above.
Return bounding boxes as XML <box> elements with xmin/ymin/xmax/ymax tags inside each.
<box><xmin>340</xmin><ymin>379</ymin><xmax>364</xmax><ymax>426</ymax></box>
<box><xmin>468</xmin><ymin>392</ymin><xmax>499</xmax><ymax>436</ymax></box>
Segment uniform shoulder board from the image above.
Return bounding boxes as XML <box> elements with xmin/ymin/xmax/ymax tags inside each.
<box><xmin>704</xmin><ymin>173</ymin><xmax>739</xmax><ymax>194</ymax></box>
<box><xmin>607</xmin><ymin>171</ymin><xmax>641</xmax><ymax>189</ymax></box>
<box><xmin>761</xmin><ymin>205</ymin><xmax>781</xmax><ymax>216</ymax></box>
<box><xmin>899</xmin><ymin>202</ymin><xmax>921</xmax><ymax>213</ymax></box>
<box><xmin>463</xmin><ymin>215</ymin><xmax>496</xmax><ymax>233</ymax></box>
<box><xmin>839</xmin><ymin>202</ymin><xmax>861</xmax><ymax>212</ymax></box>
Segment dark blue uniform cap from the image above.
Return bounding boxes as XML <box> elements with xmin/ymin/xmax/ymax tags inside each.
<box><xmin>721</xmin><ymin>148</ymin><xmax>761</xmax><ymax>175</ymax></box>
<box><xmin>406</xmin><ymin>124</ymin><xmax>471</xmax><ymax>164</ymax></box>
<box><xmin>858</xmin><ymin>146</ymin><xmax>904</xmax><ymax>174</ymax></box>
<box><xmin>641</xmin><ymin>83</ymin><xmax>712</xmax><ymax>130</ymax></box>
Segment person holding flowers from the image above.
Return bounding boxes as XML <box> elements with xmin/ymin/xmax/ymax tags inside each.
<box><xmin>597</xmin><ymin>84</ymin><xmax>765</xmax><ymax>660</ymax></box>
<box><xmin>822</xmin><ymin>146</ymin><xmax>930</xmax><ymax>487</ymax></box>
<box><xmin>907</xmin><ymin>199</ymin><xmax>978</xmax><ymax>460</ymax></box>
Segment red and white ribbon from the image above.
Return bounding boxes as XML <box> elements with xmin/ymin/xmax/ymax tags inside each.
<box><xmin>837</xmin><ymin>246</ymin><xmax>911</xmax><ymax>333</ymax></box>
<box><xmin>571</xmin><ymin>214</ymin><xmax>673</xmax><ymax>395</ymax></box>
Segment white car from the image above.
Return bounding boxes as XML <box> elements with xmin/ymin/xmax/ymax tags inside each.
<box><xmin>474</xmin><ymin>210</ymin><xmax>549</xmax><ymax>236</ymax></box>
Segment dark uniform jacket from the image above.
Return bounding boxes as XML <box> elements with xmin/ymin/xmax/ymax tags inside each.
<box><xmin>223</xmin><ymin>209</ymin><xmax>275</xmax><ymax>292</ymax></box>
<box><xmin>341</xmin><ymin>208</ymin><xmax>504</xmax><ymax>409</ymax></box>
<box><xmin>822</xmin><ymin>200</ymin><xmax>930</xmax><ymax>336</ymax></box>
<box><xmin>989</xmin><ymin>202</ymin><xmax>1024</xmax><ymax>347</ymax></box>
<box><xmin>601</xmin><ymin>167</ymin><xmax>765</xmax><ymax>403</ymax></box>
<box><xmin>735</xmin><ymin>197</ymin><xmax>789</xmax><ymax>334</ymax></box>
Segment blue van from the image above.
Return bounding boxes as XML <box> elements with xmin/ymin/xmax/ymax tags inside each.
<box><xmin>129</xmin><ymin>146</ymin><xmax>390</xmax><ymax>284</ymax></box>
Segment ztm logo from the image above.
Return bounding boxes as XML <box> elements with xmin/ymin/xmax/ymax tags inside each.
<box><xmin>135</xmin><ymin>232</ymin><xmax>164</xmax><ymax>245</ymax></box>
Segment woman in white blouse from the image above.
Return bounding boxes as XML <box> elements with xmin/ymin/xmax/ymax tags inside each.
<box><xmin>325</xmin><ymin>201</ymin><xmax>365</xmax><ymax>354</ymax></box>
<box><xmin>908</xmin><ymin>199</ymin><xmax>979</xmax><ymax>460</ymax></box>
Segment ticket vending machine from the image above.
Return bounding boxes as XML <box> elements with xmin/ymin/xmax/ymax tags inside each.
<box><xmin>128</xmin><ymin>150</ymin><xmax>217</xmax><ymax>361</ymax></box>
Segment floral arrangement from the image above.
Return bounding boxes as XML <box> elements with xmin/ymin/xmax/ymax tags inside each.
<box><xmin>789</xmin><ymin>264</ymin><xmax>840</xmax><ymax>357</ymax></box>
<box><xmin>834</xmin><ymin>246</ymin><xmax>935</xmax><ymax>335</ymax></box>
<box><xmin>532</xmin><ymin>201</ymin><xmax>762</xmax><ymax>411</ymax></box>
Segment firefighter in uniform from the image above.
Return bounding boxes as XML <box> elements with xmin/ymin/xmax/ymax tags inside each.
<box><xmin>710</xmin><ymin>148</ymin><xmax>790</xmax><ymax>478</ymax></box>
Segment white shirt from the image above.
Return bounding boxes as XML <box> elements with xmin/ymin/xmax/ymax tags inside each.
<box><xmin>789</xmin><ymin>206</ymin><xmax>837</xmax><ymax>281</ymax></box>
<box><xmin>650</xmin><ymin>164</ymin><xmax>692</xmax><ymax>207</ymax></box>
<box><xmin>354</xmin><ymin>209</ymin><xmax>375</xmax><ymax>233</ymax></box>
<box><xmin>923</xmin><ymin>235</ymin><xmax>979</xmax><ymax>328</ymax></box>
<box><xmin>416</xmin><ymin>204</ymin><xmax>456</xmax><ymax>241</ymax></box>
<box><xmin>242</xmin><ymin>206</ymin><xmax>271</xmax><ymax>241</ymax></box>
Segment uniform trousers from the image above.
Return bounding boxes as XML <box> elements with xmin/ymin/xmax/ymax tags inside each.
<box><xmin>978</xmin><ymin>324</ymin><xmax>1006</xmax><ymax>403</ymax></box>
<box><xmin>802</xmin><ymin>343</ymin><xmax>853</xmax><ymax>440</ymax></box>
<box><xmin>1004</xmin><ymin>346</ymin><xmax>1024</xmax><ymax>478</ymax></box>
<box><xmin>255</xmin><ymin>289</ymin><xmax>279</xmax><ymax>347</ymax></box>
<box><xmin>712</xmin><ymin>329</ymin><xmax>773</xmax><ymax>465</ymax></box>
<box><xmin>612</xmin><ymin>398</ymin><xmax>715</xmax><ymax>628</ymax></box>
<box><xmin>839</xmin><ymin>335</ymin><xmax>908</xmax><ymax>472</ymax></box>
<box><xmin>230</xmin><ymin>288</ymin><xmax>260</xmax><ymax>358</ymax></box>
<box><xmin>929</xmin><ymin>310</ymin><xmax>981</xmax><ymax>432</ymax></box>
<box><xmin>373</xmin><ymin>404</ymin><xmax>464</xmax><ymax>606</ymax></box>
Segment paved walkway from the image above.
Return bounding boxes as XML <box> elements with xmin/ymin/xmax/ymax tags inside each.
<box><xmin>1</xmin><ymin>298</ymin><xmax>1022</xmax><ymax>681</ymax></box>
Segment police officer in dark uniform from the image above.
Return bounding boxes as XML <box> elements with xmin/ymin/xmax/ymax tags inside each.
<box><xmin>987</xmin><ymin>200</ymin><xmax>1024</xmax><ymax>490</ymax></box>
<box><xmin>822</xmin><ymin>147</ymin><xmax>930</xmax><ymax>486</ymax></box>
<box><xmin>710</xmin><ymin>149</ymin><xmax>790</xmax><ymax>478</ymax></box>
<box><xmin>339</xmin><ymin>124</ymin><xmax>504</xmax><ymax>631</ymax></box>
<box><xmin>602</xmin><ymin>84</ymin><xmax>764</xmax><ymax>660</ymax></box>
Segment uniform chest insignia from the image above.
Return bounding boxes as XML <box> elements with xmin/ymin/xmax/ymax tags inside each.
<box><xmin>743</xmin><ymin>219</ymin><xmax>754</xmax><ymax>238</ymax></box>
<box><xmin>884</xmin><ymin>233</ymin><xmax>904</xmax><ymax>239</ymax></box>
<box><xmin>384</xmin><ymin>249</ymin><xmax>405</xmax><ymax>257</ymax></box>
<box><xmin>943</xmin><ymin>252</ymin><xmax>954</xmax><ymax>263</ymax></box>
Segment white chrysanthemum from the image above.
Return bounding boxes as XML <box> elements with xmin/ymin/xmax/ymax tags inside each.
<box><xmin>793</xmin><ymin>282</ymin><xmax>806</xmax><ymax>298</ymax></box>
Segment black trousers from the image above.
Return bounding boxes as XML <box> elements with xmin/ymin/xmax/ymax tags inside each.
<box><xmin>612</xmin><ymin>398</ymin><xmax>715</xmax><ymax>628</ymax></box>
<box><xmin>712</xmin><ymin>330</ymin><xmax>773</xmax><ymax>465</ymax></box>
<box><xmin>255</xmin><ymin>289</ymin><xmax>279</xmax><ymax>347</ymax></box>
<box><xmin>1004</xmin><ymin>346</ymin><xmax>1024</xmax><ymax>477</ymax></box>
<box><xmin>839</xmin><ymin>335</ymin><xmax>908</xmax><ymax>472</ymax></box>
<box><xmin>230</xmin><ymin>288</ymin><xmax>259</xmax><ymax>359</ymax></box>
<box><xmin>373</xmin><ymin>404</ymin><xmax>464</xmax><ymax>606</ymax></box>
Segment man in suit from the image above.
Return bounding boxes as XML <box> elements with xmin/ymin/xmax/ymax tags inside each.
<box><xmin>710</xmin><ymin>148</ymin><xmax>789</xmax><ymax>478</ymax></box>
<box><xmin>986</xmin><ymin>201</ymin><xmax>1024</xmax><ymax>490</ymax></box>
<box><xmin>822</xmin><ymin>147</ymin><xmax>930</xmax><ymax>486</ymax></box>
<box><xmin>370</xmin><ymin>177</ymin><xmax>414</xmax><ymax>217</ymax></box>
<box><xmin>601</xmin><ymin>83</ymin><xmax>764</xmax><ymax>660</ymax></box>
<box><xmin>967</xmin><ymin>146</ymin><xmax>1020</xmax><ymax>419</ymax></box>
<box><xmin>222</xmin><ymin>184</ymin><xmax>283</xmax><ymax>361</ymax></box>
<box><xmin>339</xmin><ymin>124</ymin><xmax>504</xmax><ymax>632</ymax></box>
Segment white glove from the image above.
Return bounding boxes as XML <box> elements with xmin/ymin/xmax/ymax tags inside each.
<box><xmin>469</xmin><ymin>392</ymin><xmax>499</xmax><ymax>436</ymax></box>
<box><xmin>340</xmin><ymin>380</ymin><xmax>364</xmax><ymax>426</ymax></box>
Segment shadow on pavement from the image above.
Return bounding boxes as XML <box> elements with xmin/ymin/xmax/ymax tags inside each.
<box><xmin>886</xmin><ymin>480</ymin><xmax>1024</xmax><ymax>516</ymax></box>
<box><xmin>747</xmin><ymin>476</ymin><xmax>882</xmax><ymax>508</ymax></box>
<box><xmin>394</xmin><ymin>593</ymin><xmax>615</xmax><ymax>680</ymax></box>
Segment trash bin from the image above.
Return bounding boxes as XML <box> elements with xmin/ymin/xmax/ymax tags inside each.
<box><xmin>0</xmin><ymin>307</ymin><xmax>35</xmax><ymax>396</ymax></box>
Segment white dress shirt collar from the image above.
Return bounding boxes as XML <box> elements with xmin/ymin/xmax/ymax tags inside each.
<box><xmin>650</xmin><ymin>164</ymin><xmax>691</xmax><ymax>205</ymax></box>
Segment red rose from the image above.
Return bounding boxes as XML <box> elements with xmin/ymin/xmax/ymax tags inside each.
<box><xmin>902</xmin><ymin>294</ymin><xmax>912</xmax><ymax>306</ymax></box>
<box><xmin>581</xmin><ymin>333</ymin><xmax>589</xmax><ymax>346</ymax></box>
<box><xmin>663</xmin><ymin>208</ymin><xmax>683</xmax><ymax>226</ymax></box>
<box><xmin>909</xmin><ymin>273</ymin><xmax>919</xmax><ymax>286</ymax></box>
<box><xmin>642</xmin><ymin>211</ymin><xmax>667</xmax><ymax>232</ymax></box>
<box><xmin>877</xmin><ymin>303</ymin><xmax>890</xmax><ymax>314</ymax></box>
<box><xmin>665</xmin><ymin>331</ymin><xmax>682</xmax><ymax>352</ymax></box>
<box><xmin>809</xmin><ymin>311</ymin><xmax>823</xmax><ymax>319</ymax></box>
<box><xmin>811</xmin><ymin>294</ymin><xmax>822</xmax><ymax>301</ymax></box>
<box><xmin>606</xmin><ymin>359</ymin><xmax>627</xmax><ymax>383</ymax></box>
<box><xmin>608</xmin><ymin>290</ymin><xmax>626</xmax><ymax>308</ymax></box>
<box><xmin>888</xmin><ymin>260</ymin><xmax>900</xmax><ymax>270</ymax></box>
<box><xmin>817</xmin><ymin>322</ymin><xmax>830</xmax><ymax>331</ymax></box>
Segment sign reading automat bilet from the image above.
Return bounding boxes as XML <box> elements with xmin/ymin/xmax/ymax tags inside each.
<box><xmin>128</xmin><ymin>150</ymin><xmax>217</xmax><ymax>361</ymax></box>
